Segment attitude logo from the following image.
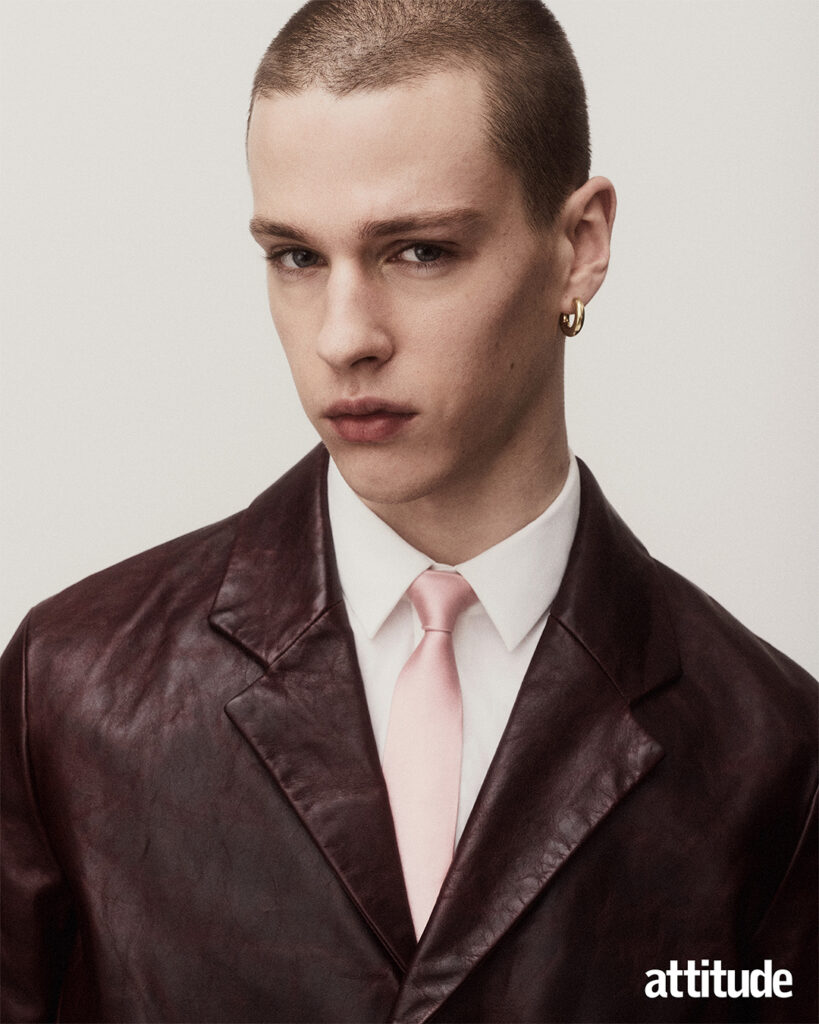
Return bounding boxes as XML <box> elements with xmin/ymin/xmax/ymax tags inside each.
<box><xmin>645</xmin><ymin>960</ymin><xmax>792</xmax><ymax>1000</ymax></box>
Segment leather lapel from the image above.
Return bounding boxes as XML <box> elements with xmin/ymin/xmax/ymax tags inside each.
<box><xmin>210</xmin><ymin>447</ymin><xmax>416</xmax><ymax>971</ymax></box>
<box><xmin>390</xmin><ymin>461</ymin><xmax>680</xmax><ymax>1023</ymax></box>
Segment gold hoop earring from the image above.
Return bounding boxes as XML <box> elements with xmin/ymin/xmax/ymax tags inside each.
<box><xmin>559</xmin><ymin>298</ymin><xmax>585</xmax><ymax>337</ymax></box>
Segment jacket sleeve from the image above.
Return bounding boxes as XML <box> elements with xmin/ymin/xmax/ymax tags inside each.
<box><xmin>1</xmin><ymin>615</ymin><xmax>76</xmax><ymax>1023</ymax></box>
<box><xmin>748</xmin><ymin>786</ymin><xmax>818</xmax><ymax>1023</ymax></box>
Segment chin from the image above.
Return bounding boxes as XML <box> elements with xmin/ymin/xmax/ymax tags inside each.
<box><xmin>329</xmin><ymin>445</ymin><xmax>440</xmax><ymax>508</ymax></box>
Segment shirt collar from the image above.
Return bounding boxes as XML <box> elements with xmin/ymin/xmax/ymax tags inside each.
<box><xmin>327</xmin><ymin>456</ymin><xmax>580</xmax><ymax>651</ymax></box>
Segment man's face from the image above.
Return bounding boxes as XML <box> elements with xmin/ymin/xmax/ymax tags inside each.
<box><xmin>248</xmin><ymin>71</ymin><xmax>569</xmax><ymax>513</ymax></box>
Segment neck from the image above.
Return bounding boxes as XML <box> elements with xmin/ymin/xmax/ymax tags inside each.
<box><xmin>363</xmin><ymin>426</ymin><xmax>571</xmax><ymax>565</ymax></box>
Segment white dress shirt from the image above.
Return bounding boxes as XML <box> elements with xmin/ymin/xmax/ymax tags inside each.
<box><xmin>327</xmin><ymin>456</ymin><xmax>580</xmax><ymax>842</ymax></box>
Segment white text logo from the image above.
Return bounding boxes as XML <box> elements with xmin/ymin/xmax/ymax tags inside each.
<box><xmin>645</xmin><ymin>960</ymin><xmax>792</xmax><ymax>999</ymax></box>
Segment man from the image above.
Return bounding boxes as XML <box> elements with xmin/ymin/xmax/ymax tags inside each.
<box><xmin>2</xmin><ymin>1</ymin><xmax>815</xmax><ymax>1022</ymax></box>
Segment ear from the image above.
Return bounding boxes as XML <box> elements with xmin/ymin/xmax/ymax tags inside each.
<box><xmin>556</xmin><ymin>176</ymin><xmax>616</xmax><ymax>309</ymax></box>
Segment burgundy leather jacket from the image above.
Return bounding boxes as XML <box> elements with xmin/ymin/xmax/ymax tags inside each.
<box><xmin>2</xmin><ymin>447</ymin><xmax>816</xmax><ymax>1022</ymax></box>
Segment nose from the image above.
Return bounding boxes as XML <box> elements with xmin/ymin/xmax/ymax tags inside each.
<box><xmin>316</xmin><ymin>264</ymin><xmax>394</xmax><ymax>372</ymax></box>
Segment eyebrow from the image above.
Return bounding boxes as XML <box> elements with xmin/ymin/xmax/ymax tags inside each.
<box><xmin>248</xmin><ymin>207</ymin><xmax>486</xmax><ymax>243</ymax></box>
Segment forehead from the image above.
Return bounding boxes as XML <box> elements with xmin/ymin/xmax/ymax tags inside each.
<box><xmin>247</xmin><ymin>71</ymin><xmax>525</xmax><ymax>235</ymax></box>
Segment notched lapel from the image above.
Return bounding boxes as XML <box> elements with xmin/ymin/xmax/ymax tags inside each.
<box><xmin>390</xmin><ymin>622</ymin><xmax>664</xmax><ymax>1023</ymax></box>
<box><xmin>210</xmin><ymin>446</ymin><xmax>415</xmax><ymax>970</ymax></box>
<box><xmin>225</xmin><ymin>605</ymin><xmax>416</xmax><ymax>971</ymax></box>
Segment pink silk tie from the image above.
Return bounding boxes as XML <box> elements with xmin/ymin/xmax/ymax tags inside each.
<box><xmin>382</xmin><ymin>569</ymin><xmax>477</xmax><ymax>938</ymax></box>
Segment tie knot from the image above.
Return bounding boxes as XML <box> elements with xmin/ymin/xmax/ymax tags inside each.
<box><xmin>407</xmin><ymin>569</ymin><xmax>477</xmax><ymax>633</ymax></box>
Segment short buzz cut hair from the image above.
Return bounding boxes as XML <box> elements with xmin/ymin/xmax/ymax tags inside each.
<box><xmin>250</xmin><ymin>0</ymin><xmax>591</xmax><ymax>227</ymax></box>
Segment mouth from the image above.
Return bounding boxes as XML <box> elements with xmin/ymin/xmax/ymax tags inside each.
<box><xmin>323</xmin><ymin>398</ymin><xmax>416</xmax><ymax>443</ymax></box>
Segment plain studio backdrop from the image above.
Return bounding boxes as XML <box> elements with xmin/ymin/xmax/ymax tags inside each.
<box><xmin>1</xmin><ymin>1</ymin><xmax>817</xmax><ymax>676</ymax></box>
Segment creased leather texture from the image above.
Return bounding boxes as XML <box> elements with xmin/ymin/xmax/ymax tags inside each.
<box><xmin>2</xmin><ymin>446</ymin><xmax>816</xmax><ymax>1023</ymax></box>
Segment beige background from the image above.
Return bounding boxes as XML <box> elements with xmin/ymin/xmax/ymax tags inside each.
<box><xmin>1</xmin><ymin>1</ymin><xmax>817</xmax><ymax>674</ymax></box>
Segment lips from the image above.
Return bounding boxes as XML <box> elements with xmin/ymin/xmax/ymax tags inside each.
<box><xmin>323</xmin><ymin>398</ymin><xmax>416</xmax><ymax>443</ymax></box>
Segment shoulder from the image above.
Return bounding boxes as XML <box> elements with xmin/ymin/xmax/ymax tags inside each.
<box><xmin>10</xmin><ymin>445</ymin><xmax>329</xmax><ymax>677</ymax></box>
<box><xmin>572</xmin><ymin>459</ymin><xmax>816</xmax><ymax>715</ymax></box>
<box><xmin>567</xmin><ymin>460</ymin><xmax>816</xmax><ymax>832</ymax></box>
<box><xmin>24</xmin><ymin>511</ymin><xmax>242</xmax><ymax>656</ymax></box>
<box><xmin>653</xmin><ymin>557</ymin><xmax>816</xmax><ymax>719</ymax></box>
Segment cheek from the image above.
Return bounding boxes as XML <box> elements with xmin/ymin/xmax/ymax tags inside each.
<box><xmin>437</xmin><ymin>272</ymin><xmax>550</xmax><ymax>383</ymax></box>
<box><xmin>490</xmin><ymin>269</ymin><xmax>558</xmax><ymax>398</ymax></box>
<box><xmin>499</xmin><ymin>261</ymin><xmax>553</xmax><ymax>338</ymax></box>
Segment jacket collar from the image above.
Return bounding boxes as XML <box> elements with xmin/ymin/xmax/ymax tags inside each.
<box><xmin>551</xmin><ymin>459</ymin><xmax>682</xmax><ymax>703</ymax></box>
<box><xmin>210</xmin><ymin>450</ymin><xmax>679</xmax><ymax>702</ymax></box>
<box><xmin>210</xmin><ymin>447</ymin><xmax>679</xmax><ymax>1018</ymax></box>
<box><xmin>210</xmin><ymin>447</ymin><xmax>339</xmax><ymax>670</ymax></box>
